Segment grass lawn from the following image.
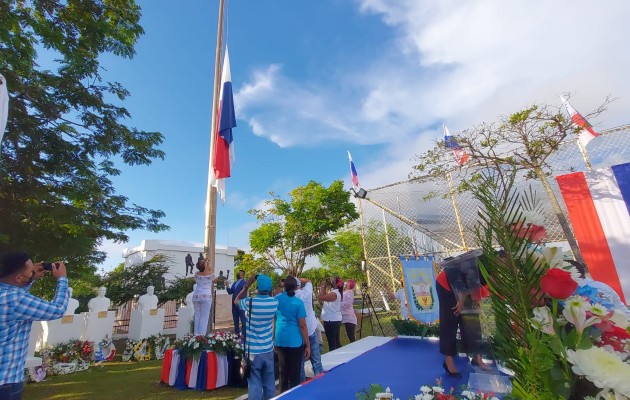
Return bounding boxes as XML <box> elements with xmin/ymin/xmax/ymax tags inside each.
<box><xmin>23</xmin><ymin>360</ymin><xmax>247</xmax><ymax>400</ymax></box>
<box><xmin>24</xmin><ymin>312</ymin><xmax>387</xmax><ymax>399</ymax></box>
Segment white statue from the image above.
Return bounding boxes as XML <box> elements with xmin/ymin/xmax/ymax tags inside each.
<box><xmin>137</xmin><ymin>285</ymin><xmax>159</xmax><ymax>311</ymax></box>
<box><xmin>64</xmin><ymin>287</ymin><xmax>80</xmax><ymax>315</ymax></box>
<box><xmin>88</xmin><ymin>287</ymin><xmax>111</xmax><ymax>312</ymax></box>
<box><xmin>185</xmin><ymin>284</ymin><xmax>197</xmax><ymax>308</ymax></box>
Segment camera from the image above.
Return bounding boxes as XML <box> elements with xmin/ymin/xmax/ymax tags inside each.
<box><xmin>42</xmin><ymin>262</ymin><xmax>59</xmax><ymax>271</ymax></box>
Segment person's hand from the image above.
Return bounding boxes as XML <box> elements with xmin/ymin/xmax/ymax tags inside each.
<box><xmin>453</xmin><ymin>298</ymin><xmax>464</xmax><ymax>316</ymax></box>
<box><xmin>304</xmin><ymin>346</ymin><xmax>310</xmax><ymax>361</ymax></box>
<box><xmin>32</xmin><ymin>262</ymin><xmax>48</xmax><ymax>280</ymax></box>
<box><xmin>52</xmin><ymin>261</ymin><xmax>67</xmax><ymax>279</ymax></box>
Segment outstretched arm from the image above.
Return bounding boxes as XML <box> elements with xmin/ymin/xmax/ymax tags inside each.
<box><xmin>234</xmin><ymin>275</ymin><xmax>257</xmax><ymax>306</ymax></box>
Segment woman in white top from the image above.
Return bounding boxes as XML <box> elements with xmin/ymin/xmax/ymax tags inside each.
<box><xmin>340</xmin><ymin>279</ymin><xmax>357</xmax><ymax>343</ymax></box>
<box><xmin>192</xmin><ymin>257</ymin><xmax>217</xmax><ymax>335</ymax></box>
<box><xmin>319</xmin><ymin>277</ymin><xmax>344</xmax><ymax>351</ymax></box>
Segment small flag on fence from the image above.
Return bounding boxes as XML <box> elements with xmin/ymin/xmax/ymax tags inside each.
<box><xmin>560</xmin><ymin>96</ymin><xmax>599</xmax><ymax>148</ymax></box>
<box><xmin>348</xmin><ymin>151</ymin><xmax>360</xmax><ymax>188</ymax></box>
<box><xmin>443</xmin><ymin>125</ymin><xmax>468</xmax><ymax>166</ymax></box>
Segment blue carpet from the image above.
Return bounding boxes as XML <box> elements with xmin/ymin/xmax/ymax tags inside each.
<box><xmin>279</xmin><ymin>338</ymin><xmax>486</xmax><ymax>399</ymax></box>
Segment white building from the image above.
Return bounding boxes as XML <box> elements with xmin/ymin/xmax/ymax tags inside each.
<box><xmin>122</xmin><ymin>240</ymin><xmax>240</xmax><ymax>283</ymax></box>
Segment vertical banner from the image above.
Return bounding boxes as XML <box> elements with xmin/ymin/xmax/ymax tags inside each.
<box><xmin>399</xmin><ymin>256</ymin><xmax>439</xmax><ymax>323</ymax></box>
<box><xmin>556</xmin><ymin>162</ymin><xmax>630</xmax><ymax>303</ymax></box>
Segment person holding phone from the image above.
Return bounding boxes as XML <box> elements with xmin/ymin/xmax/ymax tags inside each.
<box><xmin>0</xmin><ymin>252</ymin><xmax>69</xmax><ymax>400</ymax></box>
<box><xmin>319</xmin><ymin>277</ymin><xmax>344</xmax><ymax>351</ymax></box>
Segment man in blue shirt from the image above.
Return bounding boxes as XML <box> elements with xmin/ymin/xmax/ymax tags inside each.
<box><xmin>227</xmin><ymin>269</ymin><xmax>247</xmax><ymax>336</ymax></box>
<box><xmin>0</xmin><ymin>252</ymin><xmax>69</xmax><ymax>400</ymax></box>
<box><xmin>235</xmin><ymin>274</ymin><xmax>278</xmax><ymax>400</ymax></box>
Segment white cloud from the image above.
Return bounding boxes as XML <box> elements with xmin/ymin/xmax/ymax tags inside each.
<box><xmin>236</xmin><ymin>0</ymin><xmax>630</xmax><ymax>182</ymax></box>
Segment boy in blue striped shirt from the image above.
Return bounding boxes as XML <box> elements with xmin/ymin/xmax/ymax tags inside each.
<box><xmin>0</xmin><ymin>252</ymin><xmax>69</xmax><ymax>400</ymax></box>
<box><xmin>236</xmin><ymin>274</ymin><xmax>278</xmax><ymax>400</ymax></box>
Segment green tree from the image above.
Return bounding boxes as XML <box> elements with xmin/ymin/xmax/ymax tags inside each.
<box><xmin>101</xmin><ymin>255</ymin><xmax>169</xmax><ymax>306</ymax></box>
<box><xmin>363</xmin><ymin>220</ymin><xmax>414</xmax><ymax>259</ymax></box>
<box><xmin>0</xmin><ymin>1</ymin><xmax>168</xmax><ymax>282</ymax></box>
<box><xmin>161</xmin><ymin>276</ymin><xmax>195</xmax><ymax>304</ymax></box>
<box><xmin>319</xmin><ymin>229</ymin><xmax>364</xmax><ymax>270</ymax></box>
<box><xmin>410</xmin><ymin>101</ymin><xmax>609</xmax><ymax>261</ymax></box>
<box><xmin>249</xmin><ymin>180</ymin><xmax>359</xmax><ymax>276</ymax></box>
<box><xmin>317</xmin><ymin>228</ymin><xmax>365</xmax><ymax>282</ymax></box>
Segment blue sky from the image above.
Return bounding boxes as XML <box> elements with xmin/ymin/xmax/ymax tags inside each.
<box><xmin>98</xmin><ymin>0</ymin><xmax>630</xmax><ymax>270</ymax></box>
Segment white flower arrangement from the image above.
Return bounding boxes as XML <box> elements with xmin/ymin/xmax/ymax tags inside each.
<box><xmin>567</xmin><ymin>347</ymin><xmax>630</xmax><ymax>397</ymax></box>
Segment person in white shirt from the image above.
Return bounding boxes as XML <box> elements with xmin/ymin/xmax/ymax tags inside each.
<box><xmin>319</xmin><ymin>277</ymin><xmax>344</xmax><ymax>351</ymax></box>
<box><xmin>340</xmin><ymin>280</ymin><xmax>357</xmax><ymax>342</ymax></box>
<box><xmin>295</xmin><ymin>277</ymin><xmax>323</xmax><ymax>381</ymax></box>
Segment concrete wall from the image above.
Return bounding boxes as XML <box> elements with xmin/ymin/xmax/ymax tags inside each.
<box><xmin>122</xmin><ymin>240</ymin><xmax>239</xmax><ymax>283</ymax></box>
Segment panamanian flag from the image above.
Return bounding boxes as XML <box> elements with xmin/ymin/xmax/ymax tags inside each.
<box><xmin>560</xmin><ymin>96</ymin><xmax>599</xmax><ymax>148</ymax></box>
<box><xmin>347</xmin><ymin>151</ymin><xmax>360</xmax><ymax>188</ymax></box>
<box><xmin>556</xmin><ymin>162</ymin><xmax>630</xmax><ymax>303</ymax></box>
<box><xmin>443</xmin><ymin>125</ymin><xmax>468</xmax><ymax>166</ymax></box>
<box><xmin>212</xmin><ymin>47</ymin><xmax>237</xmax><ymax>202</ymax></box>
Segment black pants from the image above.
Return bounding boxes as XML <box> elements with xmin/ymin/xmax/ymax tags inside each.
<box><xmin>276</xmin><ymin>346</ymin><xmax>303</xmax><ymax>392</ymax></box>
<box><xmin>344</xmin><ymin>322</ymin><xmax>356</xmax><ymax>343</ymax></box>
<box><xmin>436</xmin><ymin>282</ymin><xmax>483</xmax><ymax>356</ymax></box>
<box><xmin>323</xmin><ymin>320</ymin><xmax>341</xmax><ymax>351</ymax></box>
<box><xmin>232</xmin><ymin>305</ymin><xmax>246</xmax><ymax>337</ymax></box>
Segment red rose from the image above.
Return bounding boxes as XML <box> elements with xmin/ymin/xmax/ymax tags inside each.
<box><xmin>540</xmin><ymin>268</ymin><xmax>577</xmax><ymax>299</ymax></box>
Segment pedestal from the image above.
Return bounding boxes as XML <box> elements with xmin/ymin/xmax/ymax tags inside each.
<box><xmin>82</xmin><ymin>311</ymin><xmax>116</xmax><ymax>343</ymax></box>
<box><xmin>41</xmin><ymin>315</ymin><xmax>86</xmax><ymax>346</ymax></box>
<box><xmin>176</xmin><ymin>306</ymin><xmax>194</xmax><ymax>339</ymax></box>
<box><xmin>29</xmin><ymin>321</ymin><xmax>44</xmax><ymax>353</ymax></box>
<box><xmin>128</xmin><ymin>309</ymin><xmax>165</xmax><ymax>340</ymax></box>
<box><xmin>214</xmin><ymin>291</ymin><xmax>233</xmax><ymax>326</ymax></box>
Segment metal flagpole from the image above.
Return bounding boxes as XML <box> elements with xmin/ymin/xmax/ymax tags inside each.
<box><xmin>204</xmin><ymin>0</ymin><xmax>226</xmax><ymax>331</ymax></box>
<box><xmin>576</xmin><ymin>139</ymin><xmax>593</xmax><ymax>171</ymax></box>
<box><xmin>204</xmin><ymin>0</ymin><xmax>226</xmax><ymax>272</ymax></box>
<box><xmin>446</xmin><ymin>171</ymin><xmax>468</xmax><ymax>251</ymax></box>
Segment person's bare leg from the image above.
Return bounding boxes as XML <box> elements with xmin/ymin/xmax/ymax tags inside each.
<box><xmin>444</xmin><ymin>355</ymin><xmax>459</xmax><ymax>373</ymax></box>
<box><xmin>473</xmin><ymin>353</ymin><xmax>491</xmax><ymax>370</ymax></box>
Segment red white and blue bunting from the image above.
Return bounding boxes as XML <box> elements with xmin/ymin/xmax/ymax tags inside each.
<box><xmin>160</xmin><ymin>349</ymin><xmax>229</xmax><ymax>390</ymax></box>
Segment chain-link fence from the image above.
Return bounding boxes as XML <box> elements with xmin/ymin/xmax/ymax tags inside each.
<box><xmin>357</xmin><ymin>126</ymin><xmax>630</xmax><ymax>336</ymax></box>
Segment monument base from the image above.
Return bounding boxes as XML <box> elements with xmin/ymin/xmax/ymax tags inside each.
<box><xmin>128</xmin><ymin>309</ymin><xmax>165</xmax><ymax>340</ymax></box>
<box><xmin>176</xmin><ymin>306</ymin><xmax>194</xmax><ymax>339</ymax></box>
<box><xmin>214</xmin><ymin>292</ymin><xmax>233</xmax><ymax>327</ymax></box>
<box><xmin>83</xmin><ymin>311</ymin><xmax>116</xmax><ymax>343</ymax></box>
<box><xmin>41</xmin><ymin>315</ymin><xmax>86</xmax><ymax>347</ymax></box>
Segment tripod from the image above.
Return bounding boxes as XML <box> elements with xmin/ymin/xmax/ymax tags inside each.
<box><xmin>358</xmin><ymin>283</ymin><xmax>384</xmax><ymax>338</ymax></box>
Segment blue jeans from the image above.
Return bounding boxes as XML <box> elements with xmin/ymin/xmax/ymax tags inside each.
<box><xmin>300</xmin><ymin>332</ymin><xmax>323</xmax><ymax>382</ymax></box>
<box><xmin>248</xmin><ymin>351</ymin><xmax>275</xmax><ymax>400</ymax></box>
<box><xmin>0</xmin><ymin>382</ymin><xmax>24</xmax><ymax>400</ymax></box>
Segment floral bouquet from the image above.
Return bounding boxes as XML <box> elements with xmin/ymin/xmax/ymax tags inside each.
<box><xmin>95</xmin><ymin>335</ymin><xmax>116</xmax><ymax>362</ymax></box>
<box><xmin>122</xmin><ymin>339</ymin><xmax>137</xmax><ymax>362</ymax></box>
<box><xmin>133</xmin><ymin>338</ymin><xmax>152</xmax><ymax>361</ymax></box>
<box><xmin>207</xmin><ymin>331</ymin><xmax>244</xmax><ymax>357</ymax></box>
<box><xmin>528</xmin><ymin>252</ymin><xmax>630</xmax><ymax>398</ymax></box>
<box><xmin>472</xmin><ymin>170</ymin><xmax>630</xmax><ymax>399</ymax></box>
<box><xmin>175</xmin><ymin>334</ymin><xmax>211</xmax><ymax>360</ymax></box>
<box><xmin>147</xmin><ymin>333</ymin><xmax>169</xmax><ymax>360</ymax></box>
<box><xmin>41</xmin><ymin>339</ymin><xmax>95</xmax><ymax>375</ymax></box>
<box><xmin>173</xmin><ymin>331</ymin><xmax>245</xmax><ymax>360</ymax></box>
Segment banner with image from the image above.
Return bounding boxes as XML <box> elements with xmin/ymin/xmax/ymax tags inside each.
<box><xmin>399</xmin><ymin>255</ymin><xmax>439</xmax><ymax>324</ymax></box>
